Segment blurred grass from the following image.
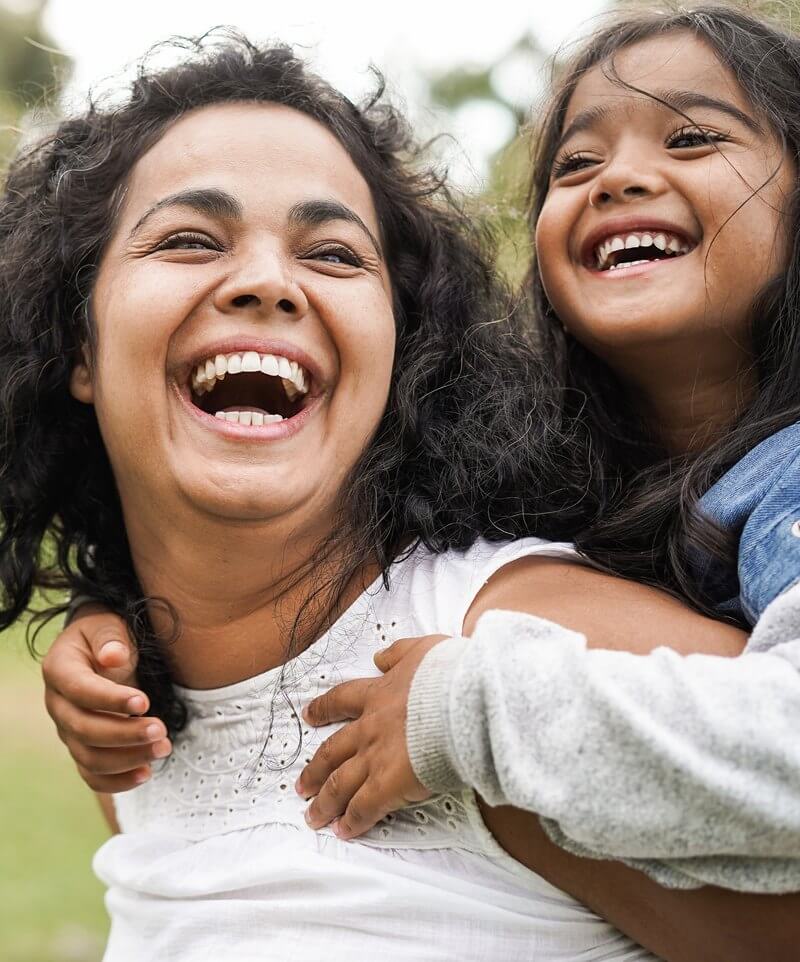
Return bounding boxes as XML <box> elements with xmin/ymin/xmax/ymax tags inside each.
<box><xmin>0</xmin><ymin>619</ymin><xmax>109</xmax><ymax>962</ymax></box>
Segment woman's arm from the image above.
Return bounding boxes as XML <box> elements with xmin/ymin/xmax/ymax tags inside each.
<box><xmin>485</xmin><ymin>808</ymin><xmax>800</xmax><ymax>962</ymax></box>
<box><xmin>96</xmin><ymin>793</ymin><xmax>121</xmax><ymax>833</ymax></box>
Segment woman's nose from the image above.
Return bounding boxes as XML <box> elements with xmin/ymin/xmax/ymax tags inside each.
<box><xmin>214</xmin><ymin>248</ymin><xmax>308</xmax><ymax>319</ymax></box>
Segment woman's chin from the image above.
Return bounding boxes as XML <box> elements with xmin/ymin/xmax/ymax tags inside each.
<box><xmin>171</xmin><ymin>464</ymin><xmax>316</xmax><ymax>524</ymax></box>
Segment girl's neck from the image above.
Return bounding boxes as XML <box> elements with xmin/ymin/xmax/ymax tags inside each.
<box><xmin>611</xmin><ymin>338</ymin><xmax>756</xmax><ymax>456</ymax></box>
<box><xmin>122</xmin><ymin>500</ymin><xmax>373</xmax><ymax>689</ymax></box>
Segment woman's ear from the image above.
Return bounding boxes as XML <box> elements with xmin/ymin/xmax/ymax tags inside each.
<box><xmin>70</xmin><ymin>346</ymin><xmax>94</xmax><ymax>403</ymax></box>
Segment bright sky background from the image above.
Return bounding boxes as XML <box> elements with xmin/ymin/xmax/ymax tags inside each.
<box><xmin>39</xmin><ymin>0</ymin><xmax>608</xmax><ymax>187</ymax></box>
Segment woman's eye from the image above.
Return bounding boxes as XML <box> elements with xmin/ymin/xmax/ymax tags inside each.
<box><xmin>308</xmin><ymin>246</ymin><xmax>363</xmax><ymax>268</ymax></box>
<box><xmin>668</xmin><ymin>127</ymin><xmax>729</xmax><ymax>150</ymax></box>
<box><xmin>551</xmin><ymin>153</ymin><xmax>597</xmax><ymax>179</ymax></box>
<box><xmin>154</xmin><ymin>232</ymin><xmax>219</xmax><ymax>252</ymax></box>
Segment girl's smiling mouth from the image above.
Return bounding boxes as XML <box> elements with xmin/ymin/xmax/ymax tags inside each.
<box><xmin>580</xmin><ymin>219</ymin><xmax>699</xmax><ymax>276</ymax></box>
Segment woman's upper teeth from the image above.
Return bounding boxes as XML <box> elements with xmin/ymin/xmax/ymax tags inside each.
<box><xmin>191</xmin><ymin>351</ymin><xmax>309</xmax><ymax>397</ymax></box>
<box><xmin>594</xmin><ymin>231</ymin><xmax>691</xmax><ymax>270</ymax></box>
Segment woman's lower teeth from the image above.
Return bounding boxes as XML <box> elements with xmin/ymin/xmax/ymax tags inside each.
<box><xmin>214</xmin><ymin>410</ymin><xmax>284</xmax><ymax>426</ymax></box>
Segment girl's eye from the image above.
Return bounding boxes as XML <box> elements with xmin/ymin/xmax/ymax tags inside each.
<box><xmin>667</xmin><ymin>126</ymin><xmax>729</xmax><ymax>150</ymax></box>
<box><xmin>307</xmin><ymin>245</ymin><xmax>363</xmax><ymax>268</ymax></box>
<box><xmin>153</xmin><ymin>232</ymin><xmax>219</xmax><ymax>252</ymax></box>
<box><xmin>551</xmin><ymin>152</ymin><xmax>597</xmax><ymax>179</ymax></box>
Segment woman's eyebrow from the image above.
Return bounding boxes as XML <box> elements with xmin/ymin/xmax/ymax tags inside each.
<box><xmin>287</xmin><ymin>199</ymin><xmax>383</xmax><ymax>260</ymax></box>
<box><xmin>128</xmin><ymin>188</ymin><xmax>243</xmax><ymax>240</ymax></box>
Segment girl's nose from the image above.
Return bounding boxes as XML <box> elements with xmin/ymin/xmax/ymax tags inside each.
<box><xmin>588</xmin><ymin>156</ymin><xmax>667</xmax><ymax>209</ymax></box>
<box><xmin>214</xmin><ymin>248</ymin><xmax>309</xmax><ymax>320</ymax></box>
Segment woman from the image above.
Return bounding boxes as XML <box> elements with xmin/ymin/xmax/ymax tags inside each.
<box><xmin>0</xmin><ymin>34</ymin><xmax>678</xmax><ymax>961</ymax></box>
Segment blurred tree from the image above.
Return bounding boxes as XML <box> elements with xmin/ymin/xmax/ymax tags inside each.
<box><xmin>425</xmin><ymin>33</ymin><xmax>550</xmax><ymax>281</ymax></box>
<box><xmin>0</xmin><ymin>0</ymin><xmax>71</xmax><ymax>166</ymax></box>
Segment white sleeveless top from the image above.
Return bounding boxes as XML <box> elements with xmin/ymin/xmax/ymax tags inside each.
<box><xmin>94</xmin><ymin>538</ymin><xmax>658</xmax><ymax>962</ymax></box>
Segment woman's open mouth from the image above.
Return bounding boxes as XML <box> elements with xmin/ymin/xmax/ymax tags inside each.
<box><xmin>189</xmin><ymin>350</ymin><xmax>311</xmax><ymax>426</ymax></box>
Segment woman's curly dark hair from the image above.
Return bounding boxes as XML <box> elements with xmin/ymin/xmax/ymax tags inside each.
<box><xmin>527</xmin><ymin>3</ymin><xmax>800</xmax><ymax>616</ymax></box>
<box><xmin>0</xmin><ymin>32</ymin><xmax>572</xmax><ymax>731</ymax></box>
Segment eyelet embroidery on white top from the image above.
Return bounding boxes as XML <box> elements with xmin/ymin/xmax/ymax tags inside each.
<box><xmin>121</xmin><ymin>642</ymin><xmax>477</xmax><ymax>846</ymax></box>
<box><xmin>114</xmin><ymin>549</ymin><xmax>505</xmax><ymax>855</ymax></box>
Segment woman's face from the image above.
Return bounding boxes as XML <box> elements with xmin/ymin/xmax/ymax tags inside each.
<box><xmin>72</xmin><ymin>103</ymin><xmax>395</xmax><ymax>531</ymax></box>
<box><xmin>535</xmin><ymin>32</ymin><xmax>794</xmax><ymax>363</ymax></box>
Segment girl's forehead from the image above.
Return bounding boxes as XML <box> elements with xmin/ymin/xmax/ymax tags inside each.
<box><xmin>564</xmin><ymin>32</ymin><xmax>748</xmax><ymax>125</ymax></box>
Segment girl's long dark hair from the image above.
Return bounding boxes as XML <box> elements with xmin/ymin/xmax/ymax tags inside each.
<box><xmin>0</xmin><ymin>33</ymin><xmax>575</xmax><ymax>731</ymax></box>
<box><xmin>528</xmin><ymin>3</ymin><xmax>800</xmax><ymax>616</ymax></box>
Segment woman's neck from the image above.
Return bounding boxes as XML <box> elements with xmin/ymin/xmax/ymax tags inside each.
<box><xmin>122</xmin><ymin>500</ymin><xmax>371</xmax><ymax>689</ymax></box>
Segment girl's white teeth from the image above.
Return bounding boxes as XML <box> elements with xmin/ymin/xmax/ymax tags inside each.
<box><xmin>191</xmin><ymin>352</ymin><xmax>310</xmax><ymax>398</ymax></box>
<box><xmin>594</xmin><ymin>231</ymin><xmax>691</xmax><ymax>270</ymax></box>
<box><xmin>214</xmin><ymin>410</ymin><xmax>284</xmax><ymax>425</ymax></box>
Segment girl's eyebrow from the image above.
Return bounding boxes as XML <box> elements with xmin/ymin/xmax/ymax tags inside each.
<box><xmin>556</xmin><ymin>87</ymin><xmax>763</xmax><ymax>154</ymax></box>
<box><xmin>653</xmin><ymin>88</ymin><xmax>763</xmax><ymax>135</ymax></box>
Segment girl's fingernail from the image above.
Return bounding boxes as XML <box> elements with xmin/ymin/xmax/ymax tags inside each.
<box><xmin>134</xmin><ymin>768</ymin><xmax>151</xmax><ymax>785</ymax></box>
<box><xmin>152</xmin><ymin>740</ymin><xmax>171</xmax><ymax>759</ymax></box>
<box><xmin>294</xmin><ymin>778</ymin><xmax>304</xmax><ymax>796</ymax></box>
<box><xmin>145</xmin><ymin>723</ymin><xmax>162</xmax><ymax>741</ymax></box>
<box><xmin>127</xmin><ymin>695</ymin><xmax>147</xmax><ymax>714</ymax></box>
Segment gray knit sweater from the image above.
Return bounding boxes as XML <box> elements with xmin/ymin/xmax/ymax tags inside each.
<box><xmin>406</xmin><ymin>582</ymin><xmax>800</xmax><ymax>893</ymax></box>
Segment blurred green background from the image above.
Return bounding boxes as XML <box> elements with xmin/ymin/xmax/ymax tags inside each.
<box><xmin>1</xmin><ymin>622</ymin><xmax>109</xmax><ymax>962</ymax></box>
<box><xmin>2</xmin><ymin>1</ymin><xmax>798</xmax><ymax>960</ymax></box>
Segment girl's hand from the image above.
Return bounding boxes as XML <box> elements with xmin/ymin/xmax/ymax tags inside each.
<box><xmin>42</xmin><ymin>605</ymin><xmax>171</xmax><ymax>792</ymax></box>
<box><xmin>297</xmin><ymin>634</ymin><xmax>447</xmax><ymax>838</ymax></box>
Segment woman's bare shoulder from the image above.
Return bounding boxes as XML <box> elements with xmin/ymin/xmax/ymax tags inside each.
<box><xmin>463</xmin><ymin>555</ymin><xmax>746</xmax><ymax>657</ymax></box>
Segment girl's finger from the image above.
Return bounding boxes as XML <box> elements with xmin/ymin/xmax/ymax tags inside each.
<box><xmin>303</xmin><ymin>678</ymin><xmax>373</xmax><ymax>726</ymax></box>
<box><xmin>296</xmin><ymin>724</ymin><xmax>358</xmax><ymax>799</ymax></box>
<box><xmin>77</xmin><ymin>764</ymin><xmax>152</xmax><ymax>794</ymax></box>
<box><xmin>304</xmin><ymin>756</ymin><xmax>367</xmax><ymax>830</ymax></box>
<box><xmin>334</xmin><ymin>783</ymin><xmax>390</xmax><ymax>840</ymax></box>
<box><xmin>374</xmin><ymin>634</ymin><xmax>448</xmax><ymax>672</ymax></box>
<box><xmin>373</xmin><ymin>636</ymin><xmax>421</xmax><ymax>671</ymax></box>
<box><xmin>44</xmin><ymin>655</ymin><xmax>148</xmax><ymax>715</ymax></box>
<box><xmin>46</xmin><ymin>690</ymin><xmax>167</xmax><ymax>748</ymax></box>
<box><xmin>71</xmin><ymin>739</ymin><xmax>171</xmax><ymax>776</ymax></box>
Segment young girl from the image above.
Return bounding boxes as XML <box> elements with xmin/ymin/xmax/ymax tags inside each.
<box><xmin>289</xmin><ymin>0</ymin><xmax>800</xmax><ymax>906</ymax></box>
<box><xmin>38</xmin><ymin>6</ymin><xmax>800</xmax><ymax>958</ymax></box>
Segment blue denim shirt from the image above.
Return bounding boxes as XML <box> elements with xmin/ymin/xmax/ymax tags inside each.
<box><xmin>699</xmin><ymin>422</ymin><xmax>800</xmax><ymax>624</ymax></box>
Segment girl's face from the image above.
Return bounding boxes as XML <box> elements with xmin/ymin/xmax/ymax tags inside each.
<box><xmin>536</xmin><ymin>32</ymin><xmax>795</xmax><ymax>363</ymax></box>
<box><xmin>71</xmin><ymin>103</ymin><xmax>395</xmax><ymax>532</ymax></box>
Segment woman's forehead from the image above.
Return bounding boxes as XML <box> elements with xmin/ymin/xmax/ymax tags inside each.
<box><xmin>120</xmin><ymin>102</ymin><xmax>379</xmax><ymax>233</ymax></box>
<box><xmin>564</xmin><ymin>32</ymin><xmax>747</xmax><ymax>125</ymax></box>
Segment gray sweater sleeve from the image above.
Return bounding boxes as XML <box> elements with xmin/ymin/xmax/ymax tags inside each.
<box><xmin>406</xmin><ymin>591</ymin><xmax>800</xmax><ymax>893</ymax></box>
